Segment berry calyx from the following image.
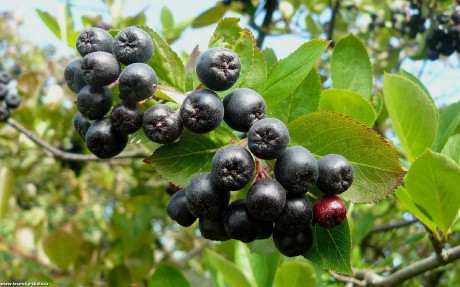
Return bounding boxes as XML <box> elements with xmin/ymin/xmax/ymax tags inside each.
<box><xmin>143</xmin><ymin>104</ymin><xmax>183</xmax><ymax>144</ymax></box>
<box><xmin>110</xmin><ymin>103</ymin><xmax>144</xmax><ymax>135</ymax></box>
<box><xmin>113</xmin><ymin>27</ymin><xmax>154</xmax><ymax>65</ymax></box>
<box><xmin>76</xmin><ymin>27</ymin><xmax>114</xmax><ymax>57</ymax></box>
<box><xmin>248</xmin><ymin>118</ymin><xmax>290</xmax><ymax>160</ymax></box>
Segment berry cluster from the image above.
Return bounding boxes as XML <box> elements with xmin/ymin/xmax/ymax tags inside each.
<box><xmin>426</xmin><ymin>9</ymin><xmax>460</xmax><ymax>60</ymax></box>
<box><xmin>65</xmin><ymin>27</ymin><xmax>156</xmax><ymax>158</ymax></box>
<box><xmin>0</xmin><ymin>70</ymin><xmax>22</xmax><ymax>122</ymax></box>
<box><xmin>166</xmin><ymin>48</ymin><xmax>355</xmax><ymax>257</ymax></box>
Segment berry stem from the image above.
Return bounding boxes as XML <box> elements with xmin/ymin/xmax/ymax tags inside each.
<box><xmin>306</xmin><ymin>192</ymin><xmax>318</xmax><ymax>200</ymax></box>
<box><xmin>238</xmin><ymin>138</ymin><xmax>248</xmax><ymax>147</ymax></box>
<box><xmin>252</xmin><ymin>157</ymin><xmax>271</xmax><ymax>184</ymax></box>
<box><xmin>108</xmin><ymin>78</ymin><xmax>119</xmax><ymax>89</ymax></box>
<box><xmin>194</xmin><ymin>82</ymin><xmax>203</xmax><ymax>91</ymax></box>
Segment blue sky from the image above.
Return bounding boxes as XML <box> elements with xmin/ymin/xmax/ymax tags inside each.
<box><xmin>2</xmin><ymin>0</ymin><xmax>460</xmax><ymax>105</ymax></box>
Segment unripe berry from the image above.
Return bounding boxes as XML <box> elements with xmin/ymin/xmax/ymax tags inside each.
<box><xmin>313</xmin><ymin>195</ymin><xmax>347</xmax><ymax>229</ymax></box>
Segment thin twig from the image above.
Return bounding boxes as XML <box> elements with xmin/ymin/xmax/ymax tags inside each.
<box><xmin>329</xmin><ymin>271</ymin><xmax>365</xmax><ymax>286</ymax></box>
<box><xmin>177</xmin><ymin>240</ymin><xmax>211</xmax><ymax>268</ymax></box>
<box><xmin>6</xmin><ymin>118</ymin><xmax>150</xmax><ymax>162</ymax></box>
<box><xmin>327</xmin><ymin>0</ymin><xmax>340</xmax><ymax>47</ymax></box>
<box><xmin>256</xmin><ymin>0</ymin><xmax>278</xmax><ymax>48</ymax></box>
<box><xmin>370</xmin><ymin>219</ymin><xmax>418</xmax><ymax>233</ymax></box>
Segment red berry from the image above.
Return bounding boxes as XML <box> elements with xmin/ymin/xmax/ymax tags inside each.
<box><xmin>313</xmin><ymin>195</ymin><xmax>346</xmax><ymax>229</ymax></box>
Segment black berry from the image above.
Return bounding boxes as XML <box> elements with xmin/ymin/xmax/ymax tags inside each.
<box><xmin>210</xmin><ymin>145</ymin><xmax>255</xmax><ymax>191</ymax></box>
<box><xmin>143</xmin><ymin>104</ymin><xmax>183</xmax><ymax>144</ymax></box>
<box><xmin>258</xmin><ymin>220</ymin><xmax>274</xmax><ymax>239</ymax></box>
<box><xmin>313</xmin><ymin>195</ymin><xmax>347</xmax><ymax>229</ymax></box>
<box><xmin>180</xmin><ymin>89</ymin><xmax>224</xmax><ymax>133</ymax></box>
<box><xmin>85</xmin><ymin>117</ymin><xmax>128</xmax><ymax>159</ymax></box>
<box><xmin>110</xmin><ymin>103</ymin><xmax>143</xmax><ymax>135</ymax></box>
<box><xmin>274</xmin><ymin>146</ymin><xmax>318</xmax><ymax>195</ymax></box>
<box><xmin>246</xmin><ymin>178</ymin><xmax>287</xmax><ymax>220</ymax></box>
<box><xmin>76</xmin><ymin>85</ymin><xmax>113</xmax><ymax>120</ymax></box>
<box><xmin>274</xmin><ymin>195</ymin><xmax>313</xmax><ymax>235</ymax></box>
<box><xmin>5</xmin><ymin>93</ymin><xmax>21</xmax><ymax>109</ymax></box>
<box><xmin>223</xmin><ymin>88</ymin><xmax>266</xmax><ymax>132</ymax></box>
<box><xmin>273</xmin><ymin>226</ymin><xmax>313</xmax><ymax>257</ymax></box>
<box><xmin>64</xmin><ymin>58</ymin><xmax>87</xmax><ymax>93</ymax></box>
<box><xmin>113</xmin><ymin>27</ymin><xmax>154</xmax><ymax>65</ymax></box>
<box><xmin>223</xmin><ymin>199</ymin><xmax>264</xmax><ymax>243</ymax></box>
<box><xmin>119</xmin><ymin>63</ymin><xmax>157</xmax><ymax>105</ymax></box>
<box><xmin>76</xmin><ymin>27</ymin><xmax>114</xmax><ymax>57</ymax></box>
<box><xmin>316</xmin><ymin>154</ymin><xmax>354</xmax><ymax>195</ymax></box>
<box><xmin>196</xmin><ymin>47</ymin><xmax>241</xmax><ymax>91</ymax></box>
<box><xmin>185</xmin><ymin>172</ymin><xmax>230</xmax><ymax>219</ymax></box>
<box><xmin>167</xmin><ymin>189</ymin><xmax>197</xmax><ymax>227</ymax></box>
<box><xmin>73</xmin><ymin>112</ymin><xmax>91</xmax><ymax>140</ymax></box>
<box><xmin>248</xmin><ymin>118</ymin><xmax>290</xmax><ymax>160</ymax></box>
<box><xmin>0</xmin><ymin>106</ymin><xmax>10</xmax><ymax>122</ymax></box>
<box><xmin>81</xmin><ymin>51</ymin><xmax>120</xmax><ymax>87</ymax></box>
<box><xmin>199</xmin><ymin>216</ymin><xmax>230</xmax><ymax>241</ymax></box>
<box><xmin>0</xmin><ymin>71</ymin><xmax>11</xmax><ymax>84</ymax></box>
<box><xmin>0</xmin><ymin>83</ymin><xmax>8</xmax><ymax>100</ymax></box>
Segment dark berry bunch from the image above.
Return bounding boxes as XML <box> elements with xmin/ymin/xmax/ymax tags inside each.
<box><xmin>383</xmin><ymin>1</ymin><xmax>426</xmax><ymax>39</ymax></box>
<box><xmin>65</xmin><ymin>26</ymin><xmax>155</xmax><ymax>158</ymax></box>
<box><xmin>0</xmin><ymin>70</ymin><xmax>22</xmax><ymax>122</ymax></box>
<box><xmin>425</xmin><ymin>8</ymin><xmax>460</xmax><ymax>60</ymax></box>
<box><xmin>164</xmin><ymin>46</ymin><xmax>354</xmax><ymax>257</ymax></box>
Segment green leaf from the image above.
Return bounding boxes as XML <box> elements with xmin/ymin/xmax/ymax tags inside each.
<box><xmin>144</xmin><ymin>127</ymin><xmax>238</xmax><ymax>187</ymax></box>
<box><xmin>205</xmin><ymin>250</ymin><xmax>253</xmax><ymax>287</ymax></box>
<box><xmin>331</xmin><ymin>34</ymin><xmax>372</xmax><ymax>99</ymax></box>
<box><xmin>269</xmin><ymin>68</ymin><xmax>321</xmax><ymax>124</ymax></box>
<box><xmin>209</xmin><ymin>18</ymin><xmax>243</xmax><ymax>48</ymax></box>
<box><xmin>249</xmin><ymin>238</ymin><xmax>278</xmax><ymax>255</ymax></box>
<box><xmin>400</xmin><ymin>150</ymin><xmax>460</xmax><ymax>236</ymax></box>
<box><xmin>239</xmin><ymin>47</ymin><xmax>267</xmax><ymax>93</ymax></box>
<box><xmin>318</xmin><ymin>89</ymin><xmax>376</xmax><ymax>127</ymax></box>
<box><xmin>442</xmin><ymin>134</ymin><xmax>460</xmax><ymax>164</ymax></box>
<box><xmin>262</xmin><ymin>48</ymin><xmax>278</xmax><ymax>71</ymax></box>
<box><xmin>0</xmin><ymin>167</ymin><xmax>14</xmax><ymax>221</ymax></box>
<box><xmin>123</xmin><ymin>9</ymin><xmax>147</xmax><ymax>27</ymax></box>
<box><xmin>433</xmin><ymin>101</ymin><xmax>460</xmax><ymax>152</ymax></box>
<box><xmin>140</xmin><ymin>26</ymin><xmax>186</xmax><ymax>92</ymax></box>
<box><xmin>36</xmin><ymin>9</ymin><xmax>61</xmax><ymax>40</ymax></box>
<box><xmin>192</xmin><ymin>3</ymin><xmax>229</xmax><ymax>28</ymax></box>
<box><xmin>225</xmin><ymin>30</ymin><xmax>255</xmax><ymax>95</ymax></box>
<box><xmin>398</xmin><ymin>69</ymin><xmax>434</xmax><ymax>105</ymax></box>
<box><xmin>273</xmin><ymin>261</ymin><xmax>316</xmax><ymax>287</ymax></box>
<box><xmin>383</xmin><ymin>74</ymin><xmax>438</xmax><ymax>162</ymax></box>
<box><xmin>149</xmin><ymin>263</ymin><xmax>191</xmax><ymax>287</ymax></box>
<box><xmin>370</xmin><ymin>93</ymin><xmax>383</xmax><ymax>117</ymax></box>
<box><xmin>304</xmin><ymin>219</ymin><xmax>352</xmax><ymax>275</ymax></box>
<box><xmin>262</xmin><ymin>39</ymin><xmax>328</xmax><ymax>105</ymax></box>
<box><xmin>288</xmin><ymin>111</ymin><xmax>406</xmax><ymax>203</ymax></box>
<box><xmin>106</xmin><ymin>265</ymin><xmax>132</xmax><ymax>287</ymax></box>
<box><xmin>42</xmin><ymin>223</ymin><xmax>82</xmax><ymax>269</ymax></box>
<box><xmin>160</xmin><ymin>7</ymin><xmax>174</xmax><ymax>31</ymax></box>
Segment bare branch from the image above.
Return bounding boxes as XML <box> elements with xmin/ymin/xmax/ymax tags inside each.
<box><xmin>256</xmin><ymin>0</ymin><xmax>279</xmax><ymax>48</ymax></box>
<box><xmin>370</xmin><ymin>219</ymin><xmax>418</xmax><ymax>233</ymax></box>
<box><xmin>327</xmin><ymin>0</ymin><xmax>340</xmax><ymax>47</ymax></box>
<box><xmin>6</xmin><ymin>118</ymin><xmax>150</xmax><ymax>162</ymax></box>
<box><xmin>355</xmin><ymin>245</ymin><xmax>460</xmax><ymax>287</ymax></box>
<box><xmin>329</xmin><ymin>271</ymin><xmax>366</xmax><ymax>286</ymax></box>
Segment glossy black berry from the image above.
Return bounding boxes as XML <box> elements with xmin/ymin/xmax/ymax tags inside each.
<box><xmin>81</xmin><ymin>51</ymin><xmax>120</xmax><ymax>87</ymax></box>
<box><xmin>185</xmin><ymin>172</ymin><xmax>230</xmax><ymax>219</ymax></box>
<box><xmin>274</xmin><ymin>195</ymin><xmax>313</xmax><ymax>235</ymax></box>
<box><xmin>76</xmin><ymin>85</ymin><xmax>113</xmax><ymax>120</ymax></box>
<box><xmin>73</xmin><ymin>112</ymin><xmax>91</xmax><ymax>140</ymax></box>
<box><xmin>5</xmin><ymin>93</ymin><xmax>21</xmax><ymax>109</ymax></box>
<box><xmin>274</xmin><ymin>146</ymin><xmax>318</xmax><ymax>195</ymax></box>
<box><xmin>180</xmin><ymin>89</ymin><xmax>224</xmax><ymax>133</ymax></box>
<box><xmin>426</xmin><ymin>49</ymin><xmax>440</xmax><ymax>61</ymax></box>
<box><xmin>199</xmin><ymin>216</ymin><xmax>230</xmax><ymax>241</ymax></box>
<box><xmin>316</xmin><ymin>154</ymin><xmax>354</xmax><ymax>195</ymax></box>
<box><xmin>0</xmin><ymin>106</ymin><xmax>10</xmax><ymax>122</ymax></box>
<box><xmin>223</xmin><ymin>88</ymin><xmax>266</xmax><ymax>132</ymax></box>
<box><xmin>143</xmin><ymin>104</ymin><xmax>183</xmax><ymax>144</ymax></box>
<box><xmin>119</xmin><ymin>63</ymin><xmax>157</xmax><ymax>105</ymax></box>
<box><xmin>273</xmin><ymin>226</ymin><xmax>313</xmax><ymax>257</ymax></box>
<box><xmin>64</xmin><ymin>58</ymin><xmax>87</xmax><ymax>93</ymax></box>
<box><xmin>196</xmin><ymin>47</ymin><xmax>241</xmax><ymax>91</ymax></box>
<box><xmin>248</xmin><ymin>118</ymin><xmax>290</xmax><ymax>160</ymax></box>
<box><xmin>258</xmin><ymin>220</ymin><xmax>274</xmax><ymax>239</ymax></box>
<box><xmin>313</xmin><ymin>195</ymin><xmax>347</xmax><ymax>229</ymax></box>
<box><xmin>246</xmin><ymin>178</ymin><xmax>287</xmax><ymax>220</ymax></box>
<box><xmin>167</xmin><ymin>189</ymin><xmax>197</xmax><ymax>227</ymax></box>
<box><xmin>76</xmin><ymin>27</ymin><xmax>114</xmax><ymax>57</ymax></box>
<box><xmin>211</xmin><ymin>145</ymin><xmax>255</xmax><ymax>191</ymax></box>
<box><xmin>0</xmin><ymin>71</ymin><xmax>11</xmax><ymax>84</ymax></box>
<box><xmin>0</xmin><ymin>83</ymin><xmax>8</xmax><ymax>100</ymax></box>
<box><xmin>114</xmin><ymin>27</ymin><xmax>154</xmax><ymax>65</ymax></box>
<box><xmin>110</xmin><ymin>103</ymin><xmax>143</xmax><ymax>135</ymax></box>
<box><xmin>85</xmin><ymin>117</ymin><xmax>128</xmax><ymax>159</ymax></box>
<box><xmin>223</xmin><ymin>199</ymin><xmax>264</xmax><ymax>243</ymax></box>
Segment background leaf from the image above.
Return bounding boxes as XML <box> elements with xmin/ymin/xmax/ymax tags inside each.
<box><xmin>144</xmin><ymin>127</ymin><xmax>238</xmax><ymax>187</ymax></box>
<box><xmin>0</xmin><ymin>167</ymin><xmax>14</xmax><ymax>221</ymax></box>
<box><xmin>383</xmin><ymin>74</ymin><xmax>438</xmax><ymax>162</ymax></box>
<box><xmin>192</xmin><ymin>3</ymin><xmax>229</xmax><ymax>28</ymax></box>
<box><xmin>399</xmin><ymin>150</ymin><xmax>460</xmax><ymax>236</ymax></box>
<box><xmin>205</xmin><ymin>250</ymin><xmax>254</xmax><ymax>287</ymax></box>
<box><xmin>35</xmin><ymin>10</ymin><xmax>61</xmax><ymax>40</ymax></box>
<box><xmin>149</xmin><ymin>263</ymin><xmax>191</xmax><ymax>287</ymax></box>
<box><xmin>239</xmin><ymin>47</ymin><xmax>267</xmax><ymax>93</ymax></box>
<box><xmin>433</xmin><ymin>101</ymin><xmax>460</xmax><ymax>152</ymax></box>
<box><xmin>273</xmin><ymin>261</ymin><xmax>316</xmax><ymax>287</ymax></box>
<box><xmin>288</xmin><ymin>112</ymin><xmax>406</xmax><ymax>203</ymax></box>
<box><xmin>160</xmin><ymin>6</ymin><xmax>174</xmax><ymax>31</ymax></box>
<box><xmin>318</xmin><ymin>89</ymin><xmax>376</xmax><ymax>127</ymax></box>
<box><xmin>442</xmin><ymin>134</ymin><xmax>460</xmax><ymax>164</ymax></box>
<box><xmin>106</xmin><ymin>265</ymin><xmax>132</xmax><ymax>287</ymax></box>
<box><xmin>304</xmin><ymin>219</ymin><xmax>351</xmax><ymax>275</ymax></box>
<box><xmin>269</xmin><ymin>68</ymin><xmax>321</xmax><ymax>124</ymax></box>
<box><xmin>331</xmin><ymin>34</ymin><xmax>372</xmax><ymax>99</ymax></box>
<box><xmin>42</xmin><ymin>223</ymin><xmax>82</xmax><ymax>269</ymax></box>
<box><xmin>209</xmin><ymin>17</ymin><xmax>243</xmax><ymax>48</ymax></box>
<box><xmin>262</xmin><ymin>39</ymin><xmax>329</xmax><ymax>105</ymax></box>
